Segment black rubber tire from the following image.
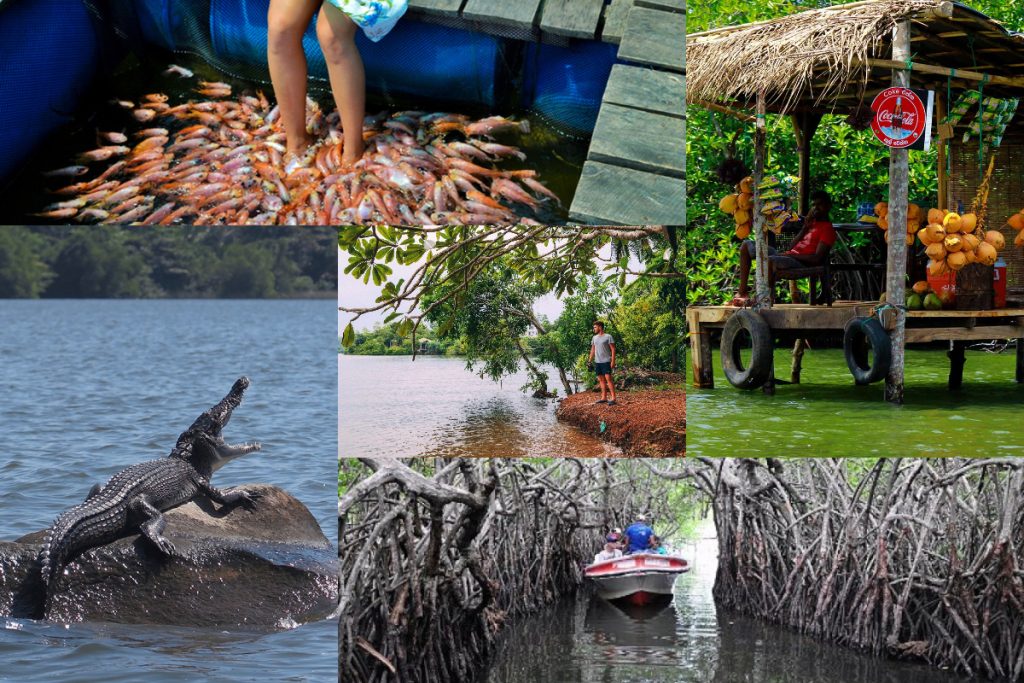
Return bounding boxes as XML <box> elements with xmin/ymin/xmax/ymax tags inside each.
<box><xmin>720</xmin><ymin>310</ymin><xmax>773</xmax><ymax>389</ymax></box>
<box><xmin>843</xmin><ymin>316</ymin><xmax>892</xmax><ymax>385</ymax></box>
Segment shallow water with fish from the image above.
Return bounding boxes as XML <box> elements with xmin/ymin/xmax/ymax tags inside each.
<box><xmin>688</xmin><ymin>346</ymin><xmax>1024</xmax><ymax>457</ymax></box>
<box><xmin>339</xmin><ymin>354</ymin><xmax>620</xmax><ymax>458</ymax></box>
<box><xmin>0</xmin><ymin>299</ymin><xmax>336</xmax><ymax>682</ymax></box>
<box><xmin>485</xmin><ymin>529</ymin><xmax>974</xmax><ymax>683</ymax></box>
<box><xmin>0</xmin><ymin>50</ymin><xmax>586</xmax><ymax>224</ymax></box>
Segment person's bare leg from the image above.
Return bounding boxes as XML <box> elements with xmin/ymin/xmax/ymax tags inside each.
<box><xmin>607</xmin><ymin>375</ymin><xmax>616</xmax><ymax>403</ymax></box>
<box><xmin>317</xmin><ymin>4</ymin><xmax>365</xmax><ymax>167</ymax></box>
<box><xmin>597</xmin><ymin>375</ymin><xmax>607</xmax><ymax>402</ymax></box>
<box><xmin>267</xmin><ymin>0</ymin><xmax>319</xmax><ymax>158</ymax></box>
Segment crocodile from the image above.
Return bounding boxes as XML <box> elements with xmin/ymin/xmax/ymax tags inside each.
<box><xmin>38</xmin><ymin>376</ymin><xmax>263</xmax><ymax>590</ymax></box>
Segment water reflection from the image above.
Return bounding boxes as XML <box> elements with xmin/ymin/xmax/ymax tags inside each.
<box><xmin>486</xmin><ymin>527</ymin><xmax>974</xmax><ymax>683</ymax></box>
<box><xmin>339</xmin><ymin>356</ymin><xmax>619</xmax><ymax>458</ymax></box>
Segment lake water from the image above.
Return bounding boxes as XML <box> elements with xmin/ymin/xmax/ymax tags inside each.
<box><xmin>0</xmin><ymin>299</ymin><xmax>337</xmax><ymax>682</ymax></box>
<box><xmin>485</xmin><ymin>527</ymin><xmax>973</xmax><ymax>683</ymax></box>
<box><xmin>688</xmin><ymin>346</ymin><xmax>1024</xmax><ymax>457</ymax></box>
<box><xmin>339</xmin><ymin>354</ymin><xmax>620</xmax><ymax>458</ymax></box>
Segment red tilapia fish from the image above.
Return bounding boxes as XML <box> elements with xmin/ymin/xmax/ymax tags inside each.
<box><xmin>37</xmin><ymin>86</ymin><xmax>561</xmax><ymax>225</ymax></box>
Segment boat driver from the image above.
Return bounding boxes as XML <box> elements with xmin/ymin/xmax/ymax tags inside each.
<box><xmin>624</xmin><ymin>514</ymin><xmax>655</xmax><ymax>554</ymax></box>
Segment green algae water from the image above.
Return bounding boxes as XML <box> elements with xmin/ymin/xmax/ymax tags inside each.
<box><xmin>688</xmin><ymin>346</ymin><xmax>1024</xmax><ymax>457</ymax></box>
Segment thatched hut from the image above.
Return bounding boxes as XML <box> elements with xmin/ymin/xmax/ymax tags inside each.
<box><xmin>688</xmin><ymin>0</ymin><xmax>1024</xmax><ymax>403</ymax></box>
<box><xmin>688</xmin><ymin>0</ymin><xmax>1024</xmax><ymax>298</ymax></box>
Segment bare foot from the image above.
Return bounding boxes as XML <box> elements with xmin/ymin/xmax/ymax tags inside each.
<box><xmin>285</xmin><ymin>134</ymin><xmax>314</xmax><ymax>163</ymax></box>
<box><xmin>341</xmin><ymin>139</ymin><xmax>364</xmax><ymax>169</ymax></box>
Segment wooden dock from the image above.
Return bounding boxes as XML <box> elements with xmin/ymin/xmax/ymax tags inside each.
<box><xmin>409</xmin><ymin>0</ymin><xmax>639</xmax><ymax>42</ymax></box>
<box><xmin>569</xmin><ymin>2</ymin><xmax>685</xmax><ymax>225</ymax></box>
<box><xmin>407</xmin><ymin>0</ymin><xmax>686</xmax><ymax>226</ymax></box>
<box><xmin>687</xmin><ymin>303</ymin><xmax>1024</xmax><ymax>389</ymax></box>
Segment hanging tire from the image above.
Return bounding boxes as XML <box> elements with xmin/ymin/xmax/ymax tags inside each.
<box><xmin>843</xmin><ymin>316</ymin><xmax>892</xmax><ymax>385</ymax></box>
<box><xmin>720</xmin><ymin>310</ymin><xmax>773</xmax><ymax>389</ymax></box>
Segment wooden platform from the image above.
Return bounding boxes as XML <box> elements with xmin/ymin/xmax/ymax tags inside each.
<box><xmin>408</xmin><ymin>0</ymin><xmax>619</xmax><ymax>41</ymax></box>
<box><xmin>687</xmin><ymin>302</ymin><xmax>1024</xmax><ymax>389</ymax></box>
<box><xmin>569</xmin><ymin>2</ymin><xmax>685</xmax><ymax>225</ymax></box>
<box><xmin>406</xmin><ymin>0</ymin><xmax>686</xmax><ymax>226</ymax></box>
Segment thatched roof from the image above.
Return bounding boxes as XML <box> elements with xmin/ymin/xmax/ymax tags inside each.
<box><xmin>687</xmin><ymin>0</ymin><xmax>1024</xmax><ymax>115</ymax></box>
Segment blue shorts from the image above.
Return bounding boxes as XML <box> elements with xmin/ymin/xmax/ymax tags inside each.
<box><xmin>594</xmin><ymin>361</ymin><xmax>612</xmax><ymax>376</ymax></box>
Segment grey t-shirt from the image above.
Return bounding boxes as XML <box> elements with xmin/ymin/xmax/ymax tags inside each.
<box><xmin>592</xmin><ymin>333</ymin><xmax>615</xmax><ymax>363</ymax></box>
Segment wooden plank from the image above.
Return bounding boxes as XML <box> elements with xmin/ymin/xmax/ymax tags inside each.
<box><xmin>618</xmin><ymin>7</ymin><xmax>685</xmax><ymax>73</ymax></box>
<box><xmin>689</xmin><ymin>303</ymin><xmax>879</xmax><ymax>330</ymax></box>
<box><xmin>589</xmin><ymin>103</ymin><xmax>685</xmax><ymax>178</ymax></box>
<box><xmin>461</xmin><ymin>0</ymin><xmax>541</xmax><ymax>30</ymax></box>
<box><xmin>407</xmin><ymin>0</ymin><xmax>465</xmax><ymax>16</ymax></box>
<box><xmin>906</xmin><ymin>308</ymin><xmax>1024</xmax><ymax>318</ymax></box>
<box><xmin>904</xmin><ymin>325</ymin><xmax>1024</xmax><ymax>343</ymax></box>
<box><xmin>601</xmin><ymin>0</ymin><xmax>633</xmax><ymax>43</ymax></box>
<box><xmin>634</xmin><ymin>0</ymin><xmax>685</xmax><ymax>12</ymax></box>
<box><xmin>569</xmin><ymin>161</ymin><xmax>685</xmax><ymax>225</ymax></box>
<box><xmin>603</xmin><ymin>64</ymin><xmax>684</xmax><ymax>119</ymax></box>
<box><xmin>540</xmin><ymin>0</ymin><xmax>605</xmax><ymax>39</ymax></box>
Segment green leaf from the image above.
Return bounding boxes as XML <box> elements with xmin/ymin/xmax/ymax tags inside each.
<box><xmin>396</xmin><ymin>318</ymin><xmax>412</xmax><ymax>338</ymax></box>
<box><xmin>341</xmin><ymin>322</ymin><xmax>355</xmax><ymax>348</ymax></box>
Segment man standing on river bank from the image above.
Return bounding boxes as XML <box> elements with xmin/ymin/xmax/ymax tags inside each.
<box><xmin>589</xmin><ymin>321</ymin><xmax>616</xmax><ymax>406</ymax></box>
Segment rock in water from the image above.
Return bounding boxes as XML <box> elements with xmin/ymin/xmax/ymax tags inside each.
<box><xmin>1</xmin><ymin>484</ymin><xmax>336</xmax><ymax>627</ymax></box>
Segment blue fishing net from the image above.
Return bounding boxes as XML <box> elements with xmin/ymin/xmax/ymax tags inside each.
<box><xmin>0</xmin><ymin>0</ymin><xmax>104</xmax><ymax>184</ymax></box>
<box><xmin>522</xmin><ymin>40</ymin><xmax>619</xmax><ymax>136</ymax></box>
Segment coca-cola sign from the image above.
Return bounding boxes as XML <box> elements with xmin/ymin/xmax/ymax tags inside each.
<box><xmin>871</xmin><ymin>87</ymin><xmax>928</xmax><ymax>149</ymax></box>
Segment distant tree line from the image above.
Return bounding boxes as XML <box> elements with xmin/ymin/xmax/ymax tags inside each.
<box><xmin>0</xmin><ymin>226</ymin><xmax>337</xmax><ymax>298</ymax></box>
<box><xmin>339</xmin><ymin>322</ymin><xmax>464</xmax><ymax>356</ymax></box>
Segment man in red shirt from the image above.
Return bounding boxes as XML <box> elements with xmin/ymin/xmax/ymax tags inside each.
<box><xmin>729</xmin><ymin>190</ymin><xmax>836</xmax><ymax>306</ymax></box>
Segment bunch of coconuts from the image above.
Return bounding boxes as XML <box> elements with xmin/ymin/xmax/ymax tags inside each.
<box><xmin>917</xmin><ymin>208</ymin><xmax>1001</xmax><ymax>276</ymax></box>
<box><xmin>875</xmin><ymin>201</ymin><xmax>922</xmax><ymax>246</ymax></box>
<box><xmin>1006</xmin><ymin>210</ymin><xmax>1024</xmax><ymax>248</ymax></box>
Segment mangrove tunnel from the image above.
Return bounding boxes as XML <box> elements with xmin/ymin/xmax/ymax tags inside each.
<box><xmin>338</xmin><ymin>457</ymin><xmax>1024</xmax><ymax>682</ymax></box>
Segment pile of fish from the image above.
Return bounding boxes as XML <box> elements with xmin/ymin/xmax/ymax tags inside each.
<box><xmin>37</xmin><ymin>72</ymin><xmax>560</xmax><ymax>225</ymax></box>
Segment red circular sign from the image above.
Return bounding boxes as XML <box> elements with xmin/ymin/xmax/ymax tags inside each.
<box><xmin>870</xmin><ymin>87</ymin><xmax>926</xmax><ymax>148</ymax></box>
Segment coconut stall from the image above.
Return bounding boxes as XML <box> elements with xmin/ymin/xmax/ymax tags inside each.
<box><xmin>0</xmin><ymin>0</ymin><xmax>685</xmax><ymax>226</ymax></box>
<box><xmin>685</xmin><ymin>0</ymin><xmax>1024</xmax><ymax>403</ymax></box>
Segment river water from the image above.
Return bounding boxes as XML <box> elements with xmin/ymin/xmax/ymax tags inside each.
<box><xmin>485</xmin><ymin>526</ymin><xmax>973</xmax><ymax>683</ymax></box>
<box><xmin>688</xmin><ymin>346</ymin><xmax>1024</xmax><ymax>457</ymax></box>
<box><xmin>0</xmin><ymin>299</ymin><xmax>337</xmax><ymax>682</ymax></box>
<box><xmin>339</xmin><ymin>354</ymin><xmax>620</xmax><ymax>458</ymax></box>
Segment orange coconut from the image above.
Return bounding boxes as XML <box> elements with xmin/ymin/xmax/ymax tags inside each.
<box><xmin>984</xmin><ymin>230</ymin><xmax>1006</xmax><ymax>250</ymax></box>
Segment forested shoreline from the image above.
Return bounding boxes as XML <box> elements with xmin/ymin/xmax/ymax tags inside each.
<box><xmin>0</xmin><ymin>226</ymin><xmax>336</xmax><ymax>298</ymax></box>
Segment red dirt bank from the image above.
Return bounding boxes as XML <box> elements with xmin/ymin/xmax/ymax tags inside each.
<box><xmin>556</xmin><ymin>388</ymin><xmax>685</xmax><ymax>457</ymax></box>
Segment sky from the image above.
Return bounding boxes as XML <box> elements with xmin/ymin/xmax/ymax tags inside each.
<box><xmin>337</xmin><ymin>242</ymin><xmax>638</xmax><ymax>333</ymax></box>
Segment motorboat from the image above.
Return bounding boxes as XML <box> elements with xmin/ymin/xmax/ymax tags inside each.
<box><xmin>584</xmin><ymin>552</ymin><xmax>689</xmax><ymax>606</ymax></box>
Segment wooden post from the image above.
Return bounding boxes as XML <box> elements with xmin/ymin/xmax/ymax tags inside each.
<box><xmin>687</xmin><ymin>309</ymin><xmax>714</xmax><ymax>388</ymax></box>
<box><xmin>948</xmin><ymin>340</ymin><xmax>966</xmax><ymax>390</ymax></box>
<box><xmin>791</xmin><ymin>338</ymin><xmax>807</xmax><ymax>384</ymax></box>
<box><xmin>791</xmin><ymin>113</ymin><xmax>823</xmax><ymax>216</ymax></box>
<box><xmin>884</xmin><ymin>20</ymin><xmax>911</xmax><ymax>405</ymax></box>
<box><xmin>1016</xmin><ymin>339</ymin><xmax>1023</xmax><ymax>383</ymax></box>
<box><xmin>753</xmin><ymin>93</ymin><xmax>771</xmax><ymax>308</ymax></box>
<box><xmin>753</xmin><ymin>94</ymin><xmax>776</xmax><ymax>395</ymax></box>
<box><xmin>936</xmin><ymin>91</ymin><xmax>948</xmax><ymax>210</ymax></box>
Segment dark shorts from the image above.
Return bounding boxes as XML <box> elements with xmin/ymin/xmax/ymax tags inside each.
<box><xmin>594</xmin><ymin>361</ymin><xmax>612</xmax><ymax>376</ymax></box>
<box><xmin>741</xmin><ymin>240</ymin><xmax>803</xmax><ymax>270</ymax></box>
